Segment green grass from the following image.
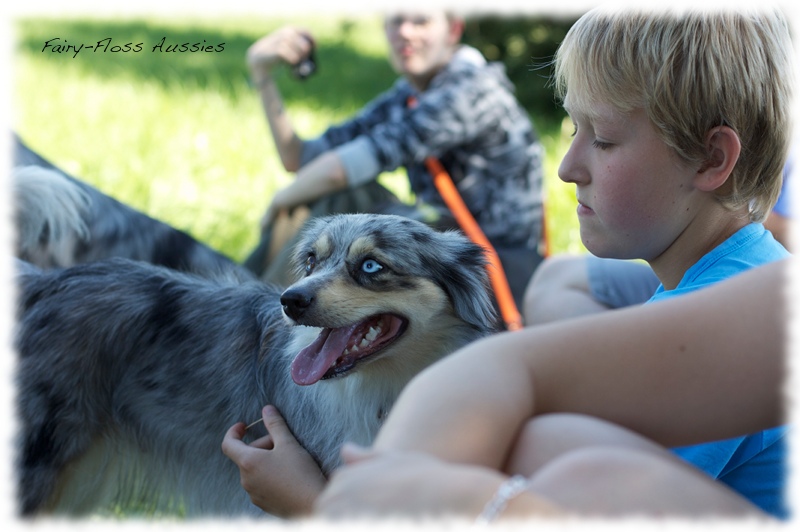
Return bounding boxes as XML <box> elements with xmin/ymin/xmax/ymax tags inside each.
<box><xmin>13</xmin><ymin>15</ymin><xmax>584</xmax><ymax>263</ymax></box>
<box><xmin>11</xmin><ymin>15</ymin><xmax>585</xmax><ymax>519</ymax></box>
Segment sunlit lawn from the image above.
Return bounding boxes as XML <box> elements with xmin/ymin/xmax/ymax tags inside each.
<box><xmin>13</xmin><ymin>14</ymin><xmax>584</xmax><ymax>266</ymax></box>
<box><xmin>10</xmin><ymin>13</ymin><xmax>587</xmax><ymax>519</ymax></box>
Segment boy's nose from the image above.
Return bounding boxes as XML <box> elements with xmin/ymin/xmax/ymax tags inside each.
<box><xmin>558</xmin><ymin>143</ymin><xmax>586</xmax><ymax>186</ymax></box>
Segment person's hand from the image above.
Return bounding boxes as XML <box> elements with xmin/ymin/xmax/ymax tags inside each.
<box><xmin>314</xmin><ymin>443</ymin><xmax>506</xmax><ymax>519</ymax></box>
<box><xmin>221</xmin><ymin>405</ymin><xmax>326</xmax><ymax>518</ymax></box>
<box><xmin>247</xmin><ymin>27</ymin><xmax>315</xmax><ymax>83</ymax></box>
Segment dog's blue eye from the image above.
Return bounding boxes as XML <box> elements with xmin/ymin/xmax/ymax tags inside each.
<box><xmin>305</xmin><ymin>255</ymin><xmax>316</xmax><ymax>274</ymax></box>
<box><xmin>361</xmin><ymin>259</ymin><xmax>383</xmax><ymax>274</ymax></box>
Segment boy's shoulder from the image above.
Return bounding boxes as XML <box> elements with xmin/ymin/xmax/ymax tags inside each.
<box><xmin>432</xmin><ymin>46</ymin><xmax>512</xmax><ymax>92</ymax></box>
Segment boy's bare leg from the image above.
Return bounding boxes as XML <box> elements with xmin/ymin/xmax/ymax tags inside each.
<box><xmin>523</xmin><ymin>255</ymin><xmax>607</xmax><ymax>325</ymax></box>
<box><xmin>506</xmin><ymin>414</ymin><xmax>766</xmax><ymax>518</ymax></box>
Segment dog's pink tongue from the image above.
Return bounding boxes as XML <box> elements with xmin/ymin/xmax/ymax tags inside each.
<box><xmin>291</xmin><ymin>324</ymin><xmax>358</xmax><ymax>386</ymax></box>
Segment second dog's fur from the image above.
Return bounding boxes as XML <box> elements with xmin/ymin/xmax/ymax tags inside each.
<box><xmin>15</xmin><ymin>213</ymin><xmax>497</xmax><ymax>517</ymax></box>
<box><xmin>12</xmin><ymin>133</ymin><xmax>254</xmax><ymax>282</ymax></box>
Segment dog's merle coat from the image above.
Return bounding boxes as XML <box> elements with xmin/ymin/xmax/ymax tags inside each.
<box><xmin>15</xmin><ymin>214</ymin><xmax>497</xmax><ymax>517</ymax></box>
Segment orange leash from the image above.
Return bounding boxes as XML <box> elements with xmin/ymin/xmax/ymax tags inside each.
<box><xmin>424</xmin><ymin>157</ymin><xmax>523</xmax><ymax>331</ymax></box>
<box><xmin>406</xmin><ymin>95</ymin><xmax>523</xmax><ymax>330</ymax></box>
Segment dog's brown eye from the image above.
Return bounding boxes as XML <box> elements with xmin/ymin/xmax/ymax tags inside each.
<box><xmin>305</xmin><ymin>255</ymin><xmax>316</xmax><ymax>274</ymax></box>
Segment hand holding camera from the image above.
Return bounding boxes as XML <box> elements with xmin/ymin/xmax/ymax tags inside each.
<box><xmin>247</xmin><ymin>27</ymin><xmax>317</xmax><ymax>84</ymax></box>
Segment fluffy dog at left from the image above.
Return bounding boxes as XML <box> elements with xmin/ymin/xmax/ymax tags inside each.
<box><xmin>14</xmin><ymin>210</ymin><xmax>497</xmax><ymax>517</ymax></box>
<box><xmin>11</xmin><ymin>160</ymin><xmax>254</xmax><ymax>283</ymax></box>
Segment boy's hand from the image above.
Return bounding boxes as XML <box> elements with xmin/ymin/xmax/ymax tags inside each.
<box><xmin>222</xmin><ymin>405</ymin><xmax>326</xmax><ymax>518</ymax></box>
<box><xmin>247</xmin><ymin>27</ymin><xmax>315</xmax><ymax>82</ymax></box>
<box><xmin>315</xmin><ymin>444</ymin><xmax>506</xmax><ymax>519</ymax></box>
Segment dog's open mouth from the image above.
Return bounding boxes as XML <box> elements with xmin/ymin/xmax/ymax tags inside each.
<box><xmin>291</xmin><ymin>314</ymin><xmax>408</xmax><ymax>386</ymax></box>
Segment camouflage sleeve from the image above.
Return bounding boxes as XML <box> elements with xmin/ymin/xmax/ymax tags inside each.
<box><xmin>343</xmin><ymin>69</ymin><xmax>512</xmax><ymax>184</ymax></box>
<box><xmin>301</xmin><ymin>69</ymin><xmax>515</xmax><ymax>188</ymax></box>
<box><xmin>298</xmin><ymin>87</ymin><xmax>401</xmax><ymax>176</ymax></box>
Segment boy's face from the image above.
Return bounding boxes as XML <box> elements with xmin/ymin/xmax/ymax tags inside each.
<box><xmin>384</xmin><ymin>11</ymin><xmax>461</xmax><ymax>90</ymax></box>
<box><xmin>559</xmin><ymin>97</ymin><xmax>702</xmax><ymax>262</ymax></box>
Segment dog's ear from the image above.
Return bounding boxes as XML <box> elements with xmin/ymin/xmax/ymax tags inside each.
<box><xmin>428</xmin><ymin>231</ymin><xmax>498</xmax><ymax>332</ymax></box>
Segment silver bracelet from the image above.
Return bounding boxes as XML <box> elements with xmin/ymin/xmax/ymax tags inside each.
<box><xmin>475</xmin><ymin>475</ymin><xmax>531</xmax><ymax>524</ymax></box>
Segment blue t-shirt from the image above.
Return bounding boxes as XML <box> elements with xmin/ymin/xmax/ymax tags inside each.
<box><xmin>647</xmin><ymin>223</ymin><xmax>791</xmax><ymax>518</ymax></box>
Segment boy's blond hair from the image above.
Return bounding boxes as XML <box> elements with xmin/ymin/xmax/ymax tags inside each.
<box><xmin>554</xmin><ymin>6</ymin><xmax>794</xmax><ymax>222</ymax></box>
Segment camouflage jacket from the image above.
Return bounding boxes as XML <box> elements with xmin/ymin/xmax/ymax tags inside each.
<box><xmin>300</xmin><ymin>46</ymin><xmax>544</xmax><ymax>250</ymax></box>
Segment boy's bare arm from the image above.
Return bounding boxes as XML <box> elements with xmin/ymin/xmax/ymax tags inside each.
<box><xmin>247</xmin><ymin>27</ymin><xmax>313</xmax><ymax>172</ymax></box>
<box><xmin>373</xmin><ymin>259</ymin><xmax>788</xmax><ymax>466</ymax></box>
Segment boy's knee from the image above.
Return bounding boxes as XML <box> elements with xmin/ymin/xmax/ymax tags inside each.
<box><xmin>528</xmin><ymin>447</ymin><xmax>758</xmax><ymax>517</ymax></box>
<box><xmin>507</xmin><ymin>413</ymin><xmax>668</xmax><ymax>477</ymax></box>
<box><xmin>528</xmin><ymin>447</ymin><xmax>670</xmax><ymax>508</ymax></box>
<box><xmin>523</xmin><ymin>255</ymin><xmax>593</xmax><ymax>325</ymax></box>
<box><xmin>541</xmin><ymin>447</ymin><xmax>654</xmax><ymax>479</ymax></box>
<box><xmin>526</xmin><ymin>255</ymin><xmax>590</xmax><ymax>294</ymax></box>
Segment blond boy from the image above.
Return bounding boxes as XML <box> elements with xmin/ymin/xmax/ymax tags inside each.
<box><xmin>313</xmin><ymin>5</ymin><xmax>795</xmax><ymax>519</ymax></box>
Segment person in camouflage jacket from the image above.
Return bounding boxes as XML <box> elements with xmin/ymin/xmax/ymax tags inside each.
<box><xmin>247</xmin><ymin>11</ymin><xmax>545</xmax><ymax>303</ymax></box>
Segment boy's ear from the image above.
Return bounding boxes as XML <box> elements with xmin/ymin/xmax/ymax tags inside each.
<box><xmin>448</xmin><ymin>17</ymin><xmax>465</xmax><ymax>44</ymax></box>
<box><xmin>693</xmin><ymin>126</ymin><xmax>741</xmax><ymax>192</ymax></box>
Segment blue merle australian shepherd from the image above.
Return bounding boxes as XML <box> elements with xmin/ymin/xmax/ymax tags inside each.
<box><xmin>12</xmin><ymin>162</ymin><xmax>497</xmax><ymax>517</ymax></box>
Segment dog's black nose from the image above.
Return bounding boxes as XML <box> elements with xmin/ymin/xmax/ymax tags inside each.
<box><xmin>280</xmin><ymin>289</ymin><xmax>314</xmax><ymax>321</ymax></box>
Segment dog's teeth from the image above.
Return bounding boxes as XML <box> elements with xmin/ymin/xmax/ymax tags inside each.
<box><xmin>343</xmin><ymin>348</ymin><xmax>351</xmax><ymax>355</ymax></box>
<box><xmin>351</xmin><ymin>345</ymin><xmax>359</xmax><ymax>352</ymax></box>
<box><xmin>359</xmin><ymin>338</ymin><xmax>370</xmax><ymax>348</ymax></box>
<box><xmin>366</xmin><ymin>327</ymin><xmax>378</xmax><ymax>342</ymax></box>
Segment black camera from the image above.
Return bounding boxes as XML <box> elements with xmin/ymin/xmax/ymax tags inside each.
<box><xmin>292</xmin><ymin>37</ymin><xmax>317</xmax><ymax>80</ymax></box>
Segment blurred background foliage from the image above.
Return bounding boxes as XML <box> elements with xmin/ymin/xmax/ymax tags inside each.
<box><xmin>13</xmin><ymin>13</ymin><xmax>585</xmax><ymax>267</ymax></box>
<box><xmin>461</xmin><ymin>14</ymin><xmax>578</xmax><ymax>131</ymax></box>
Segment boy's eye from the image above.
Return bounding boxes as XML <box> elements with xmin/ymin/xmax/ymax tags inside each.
<box><xmin>387</xmin><ymin>15</ymin><xmax>431</xmax><ymax>28</ymax></box>
<box><xmin>361</xmin><ymin>259</ymin><xmax>383</xmax><ymax>274</ymax></box>
<box><xmin>592</xmin><ymin>139</ymin><xmax>613</xmax><ymax>150</ymax></box>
